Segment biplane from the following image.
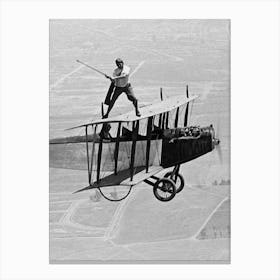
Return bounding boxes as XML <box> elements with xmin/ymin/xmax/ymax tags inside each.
<box><xmin>50</xmin><ymin>86</ymin><xmax>220</xmax><ymax>202</ymax></box>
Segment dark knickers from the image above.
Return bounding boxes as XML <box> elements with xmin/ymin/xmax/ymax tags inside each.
<box><xmin>110</xmin><ymin>83</ymin><xmax>137</xmax><ymax>106</ymax></box>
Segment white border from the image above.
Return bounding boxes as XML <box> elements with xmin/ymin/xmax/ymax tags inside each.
<box><xmin>1</xmin><ymin>0</ymin><xmax>280</xmax><ymax>279</ymax></box>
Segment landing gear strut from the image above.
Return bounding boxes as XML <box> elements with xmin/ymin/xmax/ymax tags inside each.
<box><xmin>144</xmin><ymin>164</ymin><xmax>185</xmax><ymax>202</ymax></box>
<box><xmin>164</xmin><ymin>164</ymin><xmax>185</xmax><ymax>194</ymax></box>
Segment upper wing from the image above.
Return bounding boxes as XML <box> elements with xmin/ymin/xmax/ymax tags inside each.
<box><xmin>67</xmin><ymin>94</ymin><xmax>198</xmax><ymax>130</ymax></box>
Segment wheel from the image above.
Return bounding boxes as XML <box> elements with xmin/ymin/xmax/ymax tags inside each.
<box><xmin>164</xmin><ymin>172</ymin><xmax>185</xmax><ymax>194</ymax></box>
<box><xmin>153</xmin><ymin>178</ymin><xmax>176</xmax><ymax>202</ymax></box>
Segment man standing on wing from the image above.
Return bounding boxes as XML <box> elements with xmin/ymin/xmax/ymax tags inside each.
<box><xmin>104</xmin><ymin>58</ymin><xmax>141</xmax><ymax>118</ymax></box>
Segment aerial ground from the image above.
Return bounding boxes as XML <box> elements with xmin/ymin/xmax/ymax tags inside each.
<box><xmin>49</xmin><ymin>19</ymin><xmax>230</xmax><ymax>263</ymax></box>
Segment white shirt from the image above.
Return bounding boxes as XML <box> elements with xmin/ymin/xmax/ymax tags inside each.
<box><xmin>112</xmin><ymin>65</ymin><xmax>130</xmax><ymax>87</ymax></box>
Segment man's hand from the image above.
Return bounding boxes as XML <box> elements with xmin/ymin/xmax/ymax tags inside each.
<box><xmin>105</xmin><ymin>75</ymin><xmax>114</xmax><ymax>81</ymax></box>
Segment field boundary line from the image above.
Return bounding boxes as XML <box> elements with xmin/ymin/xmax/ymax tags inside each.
<box><xmin>190</xmin><ymin>196</ymin><xmax>229</xmax><ymax>240</ymax></box>
<box><xmin>50</xmin><ymin>65</ymin><xmax>84</xmax><ymax>90</ymax></box>
<box><xmin>104</xmin><ymin>188</ymin><xmax>140</xmax><ymax>240</ymax></box>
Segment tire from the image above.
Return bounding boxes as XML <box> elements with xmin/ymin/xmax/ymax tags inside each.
<box><xmin>164</xmin><ymin>172</ymin><xmax>185</xmax><ymax>194</ymax></box>
<box><xmin>153</xmin><ymin>178</ymin><xmax>176</xmax><ymax>202</ymax></box>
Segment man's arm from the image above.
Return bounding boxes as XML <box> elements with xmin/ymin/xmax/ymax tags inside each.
<box><xmin>113</xmin><ymin>74</ymin><xmax>128</xmax><ymax>80</ymax></box>
<box><xmin>112</xmin><ymin>66</ymin><xmax>130</xmax><ymax>79</ymax></box>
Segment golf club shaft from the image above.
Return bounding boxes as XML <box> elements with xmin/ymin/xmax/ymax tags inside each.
<box><xmin>76</xmin><ymin>60</ymin><xmax>107</xmax><ymax>77</ymax></box>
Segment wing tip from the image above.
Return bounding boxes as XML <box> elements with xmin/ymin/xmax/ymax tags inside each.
<box><xmin>73</xmin><ymin>185</ymin><xmax>94</xmax><ymax>194</ymax></box>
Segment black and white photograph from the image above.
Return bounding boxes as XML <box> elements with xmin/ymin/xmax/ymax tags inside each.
<box><xmin>49</xmin><ymin>19</ymin><xmax>230</xmax><ymax>263</ymax></box>
<box><xmin>1</xmin><ymin>0</ymin><xmax>280</xmax><ymax>278</ymax></box>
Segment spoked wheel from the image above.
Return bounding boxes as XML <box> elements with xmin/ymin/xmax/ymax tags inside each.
<box><xmin>153</xmin><ymin>178</ymin><xmax>176</xmax><ymax>202</ymax></box>
<box><xmin>164</xmin><ymin>172</ymin><xmax>185</xmax><ymax>194</ymax></box>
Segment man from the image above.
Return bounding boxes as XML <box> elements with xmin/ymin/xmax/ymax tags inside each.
<box><xmin>103</xmin><ymin>58</ymin><xmax>141</xmax><ymax>118</ymax></box>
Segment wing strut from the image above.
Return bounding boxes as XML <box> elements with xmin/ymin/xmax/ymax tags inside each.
<box><xmin>114</xmin><ymin>122</ymin><xmax>122</xmax><ymax>175</ymax></box>
<box><xmin>145</xmin><ymin>116</ymin><xmax>153</xmax><ymax>173</ymax></box>
<box><xmin>89</xmin><ymin>125</ymin><xmax>97</xmax><ymax>184</ymax></box>
<box><xmin>130</xmin><ymin>120</ymin><xmax>139</xmax><ymax>181</ymax></box>
<box><xmin>159</xmin><ymin>113</ymin><xmax>163</xmax><ymax>128</ymax></box>
<box><xmin>96</xmin><ymin>130</ymin><xmax>103</xmax><ymax>183</ymax></box>
<box><xmin>165</xmin><ymin>112</ymin><xmax>169</xmax><ymax>128</ymax></box>
<box><xmin>174</xmin><ymin>107</ymin><xmax>179</xmax><ymax>128</ymax></box>
<box><xmin>184</xmin><ymin>85</ymin><xmax>189</xmax><ymax>126</ymax></box>
<box><xmin>85</xmin><ymin>125</ymin><xmax>91</xmax><ymax>185</ymax></box>
<box><xmin>163</xmin><ymin>113</ymin><xmax>168</xmax><ymax>129</ymax></box>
